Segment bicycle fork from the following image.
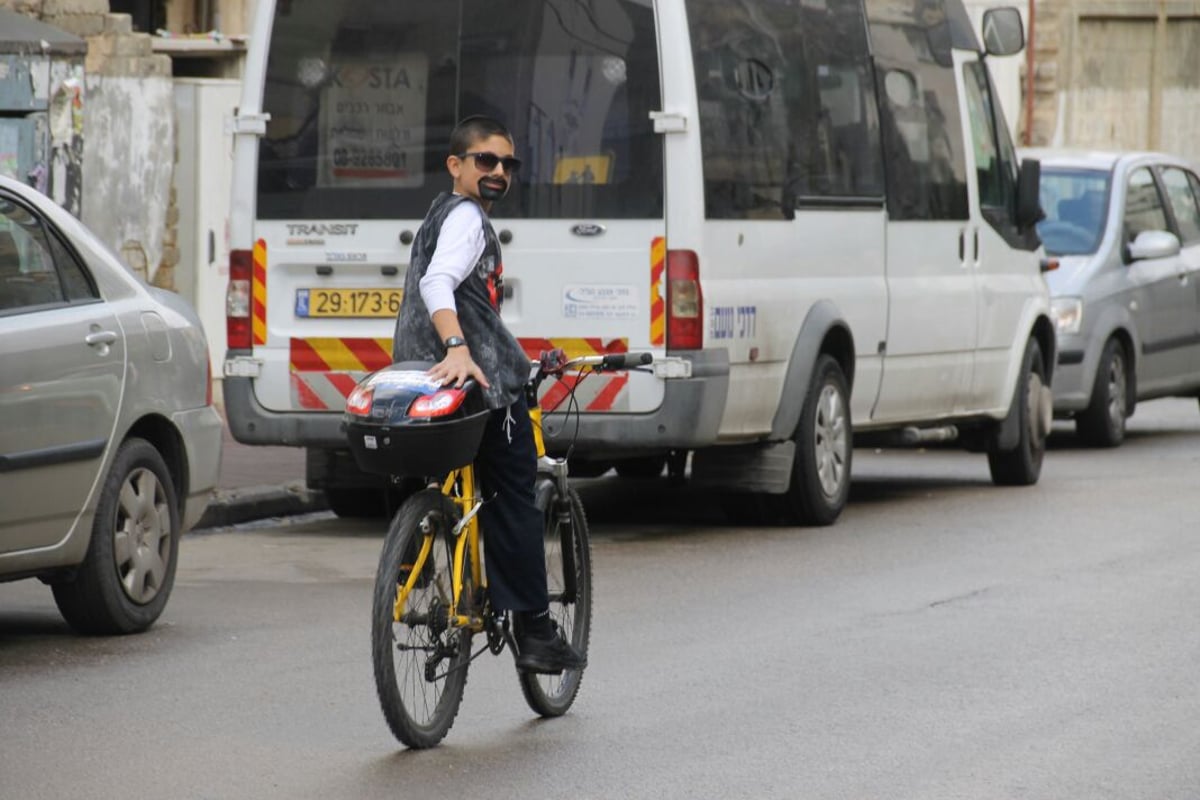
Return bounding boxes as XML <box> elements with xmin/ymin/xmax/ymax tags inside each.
<box><xmin>541</xmin><ymin>457</ymin><xmax>578</xmax><ymax>605</ymax></box>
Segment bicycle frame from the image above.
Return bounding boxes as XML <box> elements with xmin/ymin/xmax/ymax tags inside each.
<box><xmin>391</xmin><ymin>352</ymin><xmax>649</xmax><ymax>634</ymax></box>
<box><xmin>390</xmin><ymin>464</ymin><xmax>486</xmax><ymax>633</ymax></box>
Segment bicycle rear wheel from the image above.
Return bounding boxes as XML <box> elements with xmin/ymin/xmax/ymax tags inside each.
<box><xmin>371</xmin><ymin>488</ymin><xmax>471</xmax><ymax>749</ymax></box>
<box><xmin>519</xmin><ymin>483</ymin><xmax>592</xmax><ymax>717</ymax></box>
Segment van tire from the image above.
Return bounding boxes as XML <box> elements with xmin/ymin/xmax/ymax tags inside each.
<box><xmin>988</xmin><ymin>338</ymin><xmax>1047</xmax><ymax>486</ymax></box>
<box><xmin>772</xmin><ymin>355</ymin><xmax>852</xmax><ymax>526</ymax></box>
<box><xmin>1075</xmin><ymin>337</ymin><xmax>1128</xmax><ymax>448</ymax></box>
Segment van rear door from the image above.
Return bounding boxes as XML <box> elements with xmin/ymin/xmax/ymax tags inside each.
<box><xmin>248</xmin><ymin>0</ymin><xmax>665</xmax><ymax>418</ymax></box>
<box><xmin>482</xmin><ymin>0</ymin><xmax>667</xmax><ymax>417</ymax></box>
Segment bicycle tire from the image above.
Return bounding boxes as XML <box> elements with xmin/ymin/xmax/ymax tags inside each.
<box><xmin>371</xmin><ymin>488</ymin><xmax>471</xmax><ymax>748</ymax></box>
<box><xmin>518</xmin><ymin>483</ymin><xmax>592</xmax><ymax>717</ymax></box>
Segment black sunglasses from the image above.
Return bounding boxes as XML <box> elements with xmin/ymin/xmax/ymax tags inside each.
<box><xmin>457</xmin><ymin>151</ymin><xmax>522</xmax><ymax>174</ymax></box>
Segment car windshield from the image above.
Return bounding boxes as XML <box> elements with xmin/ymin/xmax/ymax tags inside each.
<box><xmin>1035</xmin><ymin>168</ymin><xmax>1111</xmax><ymax>255</ymax></box>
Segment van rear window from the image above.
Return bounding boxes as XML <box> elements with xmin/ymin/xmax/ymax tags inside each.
<box><xmin>257</xmin><ymin>0</ymin><xmax>663</xmax><ymax>221</ymax></box>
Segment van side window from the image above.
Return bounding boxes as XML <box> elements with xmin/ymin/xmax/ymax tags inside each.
<box><xmin>686</xmin><ymin>0</ymin><xmax>883</xmax><ymax>220</ymax></box>
<box><xmin>1160</xmin><ymin>167</ymin><xmax>1200</xmax><ymax>244</ymax></box>
<box><xmin>1124</xmin><ymin>168</ymin><xmax>1169</xmax><ymax>243</ymax></box>
<box><xmin>963</xmin><ymin>61</ymin><xmax>1013</xmax><ymax>213</ymax></box>
<box><xmin>962</xmin><ymin>59</ymin><xmax>1035</xmax><ymax>250</ymax></box>
<box><xmin>868</xmin><ymin>5</ymin><xmax>969</xmax><ymax>221</ymax></box>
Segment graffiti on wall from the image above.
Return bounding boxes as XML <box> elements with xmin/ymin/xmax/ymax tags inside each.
<box><xmin>48</xmin><ymin>62</ymin><xmax>84</xmax><ymax>217</ymax></box>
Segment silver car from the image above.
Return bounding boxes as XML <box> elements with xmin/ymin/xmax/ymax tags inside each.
<box><xmin>0</xmin><ymin>176</ymin><xmax>222</xmax><ymax>633</ymax></box>
<box><xmin>1024</xmin><ymin>148</ymin><xmax>1200</xmax><ymax>447</ymax></box>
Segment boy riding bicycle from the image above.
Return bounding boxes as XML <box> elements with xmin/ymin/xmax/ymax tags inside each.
<box><xmin>391</xmin><ymin>115</ymin><xmax>586</xmax><ymax>675</ymax></box>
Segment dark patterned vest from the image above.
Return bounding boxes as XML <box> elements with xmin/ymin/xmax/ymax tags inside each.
<box><xmin>392</xmin><ymin>192</ymin><xmax>529</xmax><ymax>409</ymax></box>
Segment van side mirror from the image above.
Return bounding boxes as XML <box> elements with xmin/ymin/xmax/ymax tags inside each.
<box><xmin>982</xmin><ymin>7</ymin><xmax>1025</xmax><ymax>56</ymax></box>
<box><xmin>1128</xmin><ymin>230</ymin><xmax>1181</xmax><ymax>262</ymax></box>
<box><xmin>1016</xmin><ymin>158</ymin><xmax>1042</xmax><ymax>231</ymax></box>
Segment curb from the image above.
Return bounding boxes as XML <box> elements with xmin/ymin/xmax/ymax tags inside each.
<box><xmin>193</xmin><ymin>481</ymin><xmax>329</xmax><ymax>530</ymax></box>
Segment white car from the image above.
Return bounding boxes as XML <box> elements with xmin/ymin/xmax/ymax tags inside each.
<box><xmin>1025</xmin><ymin>148</ymin><xmax>1200</xmax><ymax>446</ymax></box>
<box><xmin>0</xmin><ymin>175</ymin><xmax>222</xmax><ymax>634</ymax></box>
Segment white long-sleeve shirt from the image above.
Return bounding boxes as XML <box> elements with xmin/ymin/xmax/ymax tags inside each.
<box><xmin>418</xmin><ymin>198</ymin><xmax>486</xmax><ymax>314</ymax></box>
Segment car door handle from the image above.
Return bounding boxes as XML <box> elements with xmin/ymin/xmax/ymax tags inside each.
<box><xmin>85</xmin><ymin>330</ymin><xmax>118</xmax><ymax>346</ymax></box>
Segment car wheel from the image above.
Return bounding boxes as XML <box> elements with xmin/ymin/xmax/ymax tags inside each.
<box><xmin>988</xmin><ymin>338</ymin><xmax>1049</xmax><ymax>486</ymax></box>
<box><xmin>1076</xmin><ymin>337</ymin><xmax>1128</xmax><ymax>448</ymax></box>
<box><xmin>52</xmin><ymin>438</ymin><xmax>180</xmax><ymax>635</ymax></box>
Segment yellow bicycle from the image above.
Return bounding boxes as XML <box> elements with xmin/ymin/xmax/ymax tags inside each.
<box><xmin>344</xmin><ymin>350</ymin><xmax>651</xmax><ymax>748</ymax></box>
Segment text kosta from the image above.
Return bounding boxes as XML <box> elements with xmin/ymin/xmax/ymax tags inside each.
<box><xmin>333</xmin><ymin>67</ymin><xmax>413</xmax><ymax>90</ymax></box>
<box><xmin>286</xmin><ymin>223</ymin><xmax>360</xmax><ymax>237</ymax></box>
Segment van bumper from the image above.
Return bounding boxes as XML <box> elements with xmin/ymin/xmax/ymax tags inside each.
<box><xmin>223</xmin><ymin>349</ymin><xmax>731</xmax><ymax>454</ymax></box>
<box><xmin>223</xmin><ymin>376</ymin><xmax>349</xmax><ymax>448</ymax></box>
<box><xmin>540</xmin><ymin>349</ymin><xmax>730</xmax><ymax>457</ymax></box>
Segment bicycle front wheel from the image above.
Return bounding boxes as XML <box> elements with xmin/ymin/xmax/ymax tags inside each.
<box><xmin>519</xmin><ymin>483</ymin><xmax>592</xmax><ymax>717</ymax></box>
<box><xmin>371</xmin><ymin>488</ymin><xmax>471</xmax><ymax>749</ymax></box>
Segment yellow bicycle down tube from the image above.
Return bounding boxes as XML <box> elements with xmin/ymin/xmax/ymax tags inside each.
<box><xmin>393</xmin><ymin>532</ymin><xmax>434</xmax><ymax>621</ymax></box>
<box><xmin>442</xmin><ymin>466</ymin><xmax>484</xmax><ymax>629</ymax></box>
<box><xmin>392</xmin><ymin>467</ymin><xmax>473</xmax><ymax>623</ymax></box>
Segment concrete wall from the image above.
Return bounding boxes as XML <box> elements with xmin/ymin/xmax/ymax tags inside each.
<box><xmin>3</xmin><ymin>0</ymin><xmax>179</xmax><ymax>286</ymax></box>
<box><xmin>81</xmin><ymin>71</ymin><xmax>175</xmax><ymax>284</ymax></box>
<box><xmin>82</xmin><ymin>24</ymin><xmax>175</xmax><ymax>284</ymax></box>
<box><xmin>1029</xmin><ymin>0</ymin><xmax>1200</xmax><ymax>161</ymax></box>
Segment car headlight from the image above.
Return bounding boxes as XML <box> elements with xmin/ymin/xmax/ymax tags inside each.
<box><xmin>1051</xmin><ymin>297</ymin><xmax>1083</xmax><ymax>335</ymax></box>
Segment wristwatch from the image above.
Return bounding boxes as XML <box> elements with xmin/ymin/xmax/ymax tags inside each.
<box><xmin>443</xmin><ymin>336</ymin><xmax>467</xmax><ymax>349</ymax></box>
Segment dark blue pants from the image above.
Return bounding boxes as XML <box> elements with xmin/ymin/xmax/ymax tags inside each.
<box><xmin>473</xmin><ymin>393</ymin><xmax>548</xmax><ymax>612</ymax></box>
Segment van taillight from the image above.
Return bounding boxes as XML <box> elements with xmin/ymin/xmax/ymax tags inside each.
<box><xmin>666</xmin><ymin>249</ymin><xmax>702</xmax><ymax>350</ymax></box>
<box><xmin>227</xmin><ymin>248</ymin><xmax>252</xmax><ymax>350</ymax></box>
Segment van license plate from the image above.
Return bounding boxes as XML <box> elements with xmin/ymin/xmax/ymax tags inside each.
<box><xmin>295</xmin><ymin>288</ymin><xmax>403</xmax><ymax>318</ymax></box>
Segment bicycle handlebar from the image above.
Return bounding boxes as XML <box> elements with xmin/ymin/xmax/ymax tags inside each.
<box><xmin>537</xmin><ymin>350</ymin><xmax>653</xmax><ymax>376</ymax></box>
<box><xmin>594</xmin><ymin>351</ymin><xmax>653</xmax><ymax>371</ymax></box>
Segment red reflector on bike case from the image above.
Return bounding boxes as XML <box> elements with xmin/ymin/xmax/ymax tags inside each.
<box><xmin>345</xmin><ymin>385</ymin><xmax>374</xmax><ymax>416</ymax></box>
<box><xmin>409</xmin><ymin>388</ymin><xmax>469</xmax><ymax>418</ymax></box>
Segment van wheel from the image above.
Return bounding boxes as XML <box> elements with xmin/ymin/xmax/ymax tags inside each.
<box><xmin>1075</xmin><ymin>337</ymin><xmax>1128</xmax><ymax>448</ymax></box>
<box><xmin>773</xmin><ymin>355</ymin><xmax>852</xmax><ymax>526</ymax></box>
<box><xmin>988</xmin><ymin>338</ymin><xmax>1048</xmax><ymax>486</ymax></box>
<box><xmin>52</xmin><ymin>438</ymin><xmax>180</xmax><ymax>635</ymax></box>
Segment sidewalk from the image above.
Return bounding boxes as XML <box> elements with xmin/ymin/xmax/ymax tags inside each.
<box><xmin>193</xmin><ymin>410</ymin><xmax>329</xmax><ymax>530</ymax></box>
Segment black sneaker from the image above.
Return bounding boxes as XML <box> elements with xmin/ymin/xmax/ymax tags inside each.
<box><xmin>515</xmin><ymin>626</ymin><xmax>587</xmax><ymax>674</ymax></box>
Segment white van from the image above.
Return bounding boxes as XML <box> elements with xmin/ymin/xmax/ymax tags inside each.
<box><xmin>224</xmin><ymin>0</ymin><xmax>1054</xmax><ymax>524</ymax></box>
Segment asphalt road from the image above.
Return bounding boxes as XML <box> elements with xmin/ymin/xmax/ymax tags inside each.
<box><xmin>2</xmin><ymin>399</ymin><xmax>1199</xmax><ymax>799</ymax></box>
